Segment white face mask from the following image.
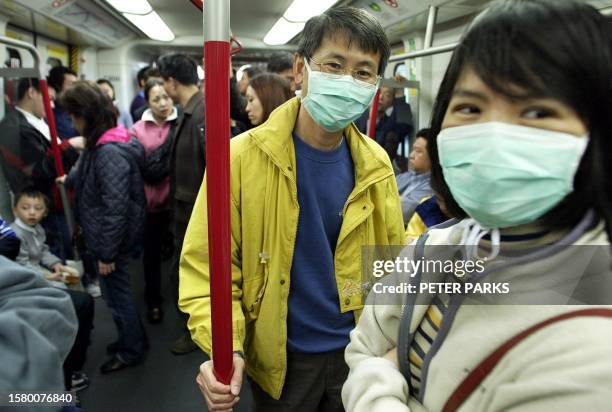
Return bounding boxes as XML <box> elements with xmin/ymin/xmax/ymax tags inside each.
<box><xmin>439</xmin><ymin>122</ymin><xmax>589</xmax><ymax>260</ymax></box>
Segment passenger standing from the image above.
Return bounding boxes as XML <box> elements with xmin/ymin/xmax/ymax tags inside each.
<box><xmin>130</xmin><ymin>78</ymin><xmax>178</xmax><ymax>324</ymax></box>
<box><xmin>343</xmin><ymin>1</ymin><xmax>612</xmax><ymax>410</ymax></box>
<box><xmin>47</xmin><ymin>66</ymin><xmax>79</xmax><ymax>139</ymax></box>
<box><xmin>156</xmin><ymin>52</ymin><xmax>205</xmax><ymax>355</ymax></box>
<box><xmin>96</xmin><ymin>79</ymin><xmax>134</xmax><ymax>130</ymax></box>
<box><xmin>230</xmin><ymin>76</ymin><xmax>250</xmax><ymax>134</ymax></box>
<box><xmin>181</xmin><ymin>7</ymin><xmax>404</xmax><ymax>411</ymax></box>
<box><xmin>237</xmin><ymin>65</ymin><xmax>263</xmax><ymax>96</ymax></box>
<box><xmin>355</xmin><ymin>85</ymin><xmax>414</xmax><ymax>172</ymax></box>
<box><xmin>245</xmin><ymin>73</ymin><xmax>293</xmax><ymax>126</ymax></box>
<box><xmin>267</xmin><ymin>51</ymin><xmax>297</xmax><ymax>93</ymax></box>
<box><xmin>129</xmin><ymin>66</ymin><xmax>149</xmax><ymax>121</ymax></box>
<box><xmin>60</xmin><ymin>81</ymin><xmax>147</xmax><ymax>373</ymax></box>
<box><xmin>131</xmin><ymin>67</ymin><xmax>162</xmax><ymax>122</ymax></box>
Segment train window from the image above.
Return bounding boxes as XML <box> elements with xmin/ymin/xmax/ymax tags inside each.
<box><xmin>393</xmin><ymin>62</ymin><xmax>405</xmax><ymax>77</ymax></box>
<box><xmin>394</xmin><ymin>63</ymin><xmax>410</xmax><ymax>101</ymax></box>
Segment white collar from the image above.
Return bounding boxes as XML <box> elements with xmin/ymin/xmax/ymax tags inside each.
<box><xmin>141</xmin><ymin>107</ymin><xmax>178</xmax><ymax>124</ymax></box>
<box><xmin>14</xmin><ymin>217</ymin><xmax>39</xmax><ymax>234</ymax></box>
<box><xmin>16</xmin><ymin>106</ymin><xmax>51</xmax><ymax>142</ymax></box>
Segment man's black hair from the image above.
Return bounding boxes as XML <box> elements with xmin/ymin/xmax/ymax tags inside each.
<box><xmin>16</xmin><ymin>78</ymin><xmax>40</xmax><ymax>101</ymax></box>
<box><xmin>137</xmin><ymin>65</ymin><xmax>150</xmax><ymax>86</ymax></box>
<box><xmin>267</xmin><ymin>52</ymin><xmax>294</xmax><ymax>73</ymax></box>
<box><xmin>96</xmin><ymin>78</ymin><xmax>115</xmax><ymax>94</ymax></box>
<box><xmin>244</xmin><ymin>66</ymin><xmax>263</xmax><ymax>80</ymax></box>
<box><xmin>297</xmin><ymin>6</ymin><xmax>390</xmax><ymax>75</ymax></box>
<box><xmin>47</xmin><ymin>66</ymin><xmax>76</xmax><ymax>92</ymax></box>
<box><xmin>156</xmin><ymin>53</ymin><xmax>199</xmax><ymax>86</ymax></box>
<box><xmin>415</xmin><ymin>128</ymin><xmax>431</xmax><ymax>142</ymax></box>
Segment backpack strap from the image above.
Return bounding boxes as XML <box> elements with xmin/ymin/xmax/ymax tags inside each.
<box><xmin>442</xmin><ymin>308</ymin><xmax>612</xmax><ymax>412</ymax></box>
<box><xmin>397</xmin><ymin>232</ymin><xmax>429</xmax><ymax>392</ymax></box>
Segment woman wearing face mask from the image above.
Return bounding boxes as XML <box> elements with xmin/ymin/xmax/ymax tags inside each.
<box><xmin>129</xmin><ymin>78</ymin><xmax>178</xmax><ymax>324</ymax></box>
<box><xmin>342</xmin><ymin>1</ymin><xmax>612</xmax><ymax>411</ymax></box>
<box><xmin>245</xmin><ymin>73</ymin><xmax>293</xmax><ymax>126</ymax></box>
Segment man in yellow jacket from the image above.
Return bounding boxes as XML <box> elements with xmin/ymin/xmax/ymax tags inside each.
<box><xmin>180</xmin><ymin>6</ymin><xmax>405</xmax><ymax>411</ymax></box>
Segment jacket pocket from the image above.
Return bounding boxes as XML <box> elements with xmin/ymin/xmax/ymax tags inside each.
<box><xmin>242</xmin><ymin>266</ymin><xmax>268</xmax><ymax>323</ymax></box>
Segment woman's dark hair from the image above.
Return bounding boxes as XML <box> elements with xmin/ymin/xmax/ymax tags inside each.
<box><xmin>248</xmin><ymin>73</ymin><xmax>293</xmax><ymax>123</ymax></box>
<box><xmin>297</xmin><ymin>6</ymin><xmax>390</xmax><ymax>75</ymax></box>
<box><xmin>427</xmin><ymin>0</ymin><xmax>612</xmax><ymax>238</ymax></box>
<box><xmin>144</xmin><ymin>78</ymin><xmax>166</xmax><ymax>102</ymax></box>
<box><xmin>96</xmin><ymin>78</ymin><xmax>115</xmax><ymax>99</ymax></box>
<box><xmin>60</xmin><ymin>81</ymin><xmax>117</xmax><ymax>148</ymax></box>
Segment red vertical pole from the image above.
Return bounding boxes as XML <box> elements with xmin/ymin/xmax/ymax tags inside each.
<box><xmin>203</xmin><ymin>0</ymin><xmax>233</xmax><ymax>384</ymax></box>
<box><xmin>39</xmin><ymin>80</ymin><xmax>64</xmax><ymax>176</ymax></box>
<box><xmin>367</xmin><ymin>88</ymin><xmax>381</xmax><ymax>139</ymax></box>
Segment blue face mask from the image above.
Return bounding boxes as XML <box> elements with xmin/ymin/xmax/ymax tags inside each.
<box><xmin>301</xmin><ymin>60</ymin><xmax>378</xmax><ymax>132</ymax></box>
<box><xmin>438</xmin><ymin>122</ymin><xmax>589</xmax><ymax>229</ymax></box>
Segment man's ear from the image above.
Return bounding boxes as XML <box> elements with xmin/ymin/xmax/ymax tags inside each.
<box><xmin>293</xmin><ymin>54</ymin><xmax>305</xmax><ymax>87</ymax></box>
<box><xmin>27</xmin><ymin>86</ymin><xmax>37</xmax><ymax>100</ymax></box>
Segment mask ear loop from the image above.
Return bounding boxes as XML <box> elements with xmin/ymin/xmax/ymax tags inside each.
<box><xmin>457</xmin><ymin>219</ymin><xmax>501</xmax><ymax>261</ymax></box>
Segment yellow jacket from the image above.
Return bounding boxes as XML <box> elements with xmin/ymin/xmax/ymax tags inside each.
<box><xmin>179</xmin><ymin>97</ymin><xmax>405</xmax><ymax>399</ymax></box>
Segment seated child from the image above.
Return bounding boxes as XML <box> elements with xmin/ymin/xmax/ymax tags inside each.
<box><xmin>10</xmin><ymin>188</ymin><xmax>79</xmax><ymax>288</ymax></box>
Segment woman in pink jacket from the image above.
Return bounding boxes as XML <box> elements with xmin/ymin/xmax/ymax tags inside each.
<box><xmin>130</xmin><ymin>78</ymin><xmax>177</xmax><ymax>324</ymax></box>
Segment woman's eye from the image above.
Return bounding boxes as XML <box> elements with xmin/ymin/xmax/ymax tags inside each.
<box><xmin>453</xmin><ymin>104</ymin><xmax>480</xmax><ymax>115</ymax></box>
<box><xmin>325</xmin><ymin>62</ymin><xmax>342</xmax><ymax>71</ymax></box>
<box><xmin>523</xmin><ymin>107</ymin><xmax>554</xmax><ymax>119</ymax></box>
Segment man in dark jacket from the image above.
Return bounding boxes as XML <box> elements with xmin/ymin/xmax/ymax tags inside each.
<box><xmin>0</xmin><ymin>78</ymin><xmax>82</xmax><ymax>259</ymax></box>
<box><xmin>157</xmin><ymin>52</ymin><xmax>205</xmax><ymax>354</ymax></box>
<box><xmin>355</xmin><ymin>86</ymin><xmax>413</xmax><ymax>173</ymax></box>
<box><xmin>47</xmin><ymin>66</ymin><xmax>79</xmax><ymax>139</ymax></box>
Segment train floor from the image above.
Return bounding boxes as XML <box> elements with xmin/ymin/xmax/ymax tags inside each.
<box><xmin>77</xmin><ymin>258</ymin><xmax>253</xmax><ymax>412</ymax></box>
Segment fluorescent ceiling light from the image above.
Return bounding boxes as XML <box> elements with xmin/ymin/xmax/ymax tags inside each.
<box><xmin>264</xmin><ymin>0</ymin><xmax>336</xmax><ymax>45</ymax></box>
<box><xmin>106</xmin><ymin>0</ymin><xmax>152</xmax><ymax>15</ymax></box>
<box><xmin>123</xmin><ymin>11</ymin><xmax>175</xmax><ymax>42</ymax></box>
<box><xmin>263</xmin><ymin>17</ymin><xmax>305</xmax><ymax>45</ymax></box>
<box><xmin>284</xmin><ymin>0</ymin><xmax>337</xmax><ymax>22</ymax></box>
